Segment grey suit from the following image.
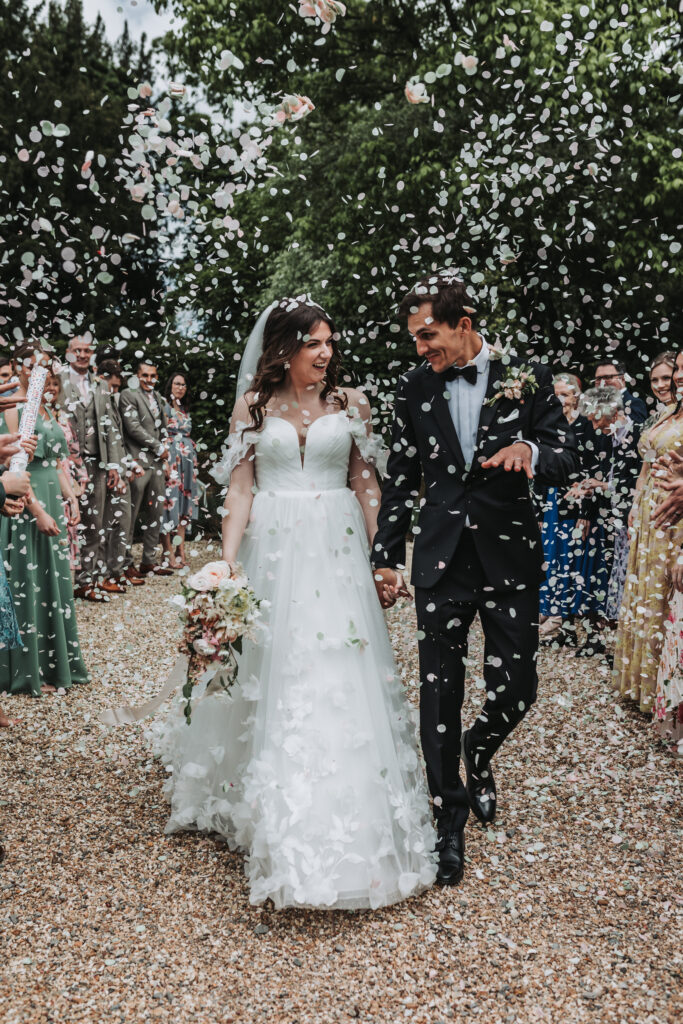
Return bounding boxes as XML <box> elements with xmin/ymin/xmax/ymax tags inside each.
<box><xmin>103</xmin><ymin>393</ymin><xmax>134</xmax><ymax>577</ymax></box>
<box><xmin>60</xmin><ymin>369</ymin><xmax>123</xmax><ymax>586</ymax></box>
<box><xmin>119</xmin><ymin>386</ymin><xmax>168</xmax><ymax>567</ymax></box>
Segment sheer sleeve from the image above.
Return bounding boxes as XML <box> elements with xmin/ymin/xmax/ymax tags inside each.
<box><xmin>347</xmin><ymin>407</ymin><xmax>389</xmax><ymax>478</ymax></box>
<box><xmin>210</xmin><ymin>423</ymin><xmax>258</xmax><ymax>486</ymax></box>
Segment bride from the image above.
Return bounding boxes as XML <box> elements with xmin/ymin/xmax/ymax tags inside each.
<box><xmin>150</xmin><ymin>298</ymin><xmax>436</xmax><ymax>909</ymax></box>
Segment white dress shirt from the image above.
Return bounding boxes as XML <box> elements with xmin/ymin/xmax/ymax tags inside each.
<box><xmin>445</xmin><ymin>339</ymin><xmax>539</xmax><ymax>473</ymax></box>
<box><xmin>70</xmin><ymin>367</ymin><xmax>91</xmax><ymax>402</ymax></box>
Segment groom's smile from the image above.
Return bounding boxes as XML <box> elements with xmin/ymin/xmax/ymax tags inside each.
<box><xmin>408</xmin><ymin>303</ymin><xmax>481</xmax><ymax>374</ymax></box>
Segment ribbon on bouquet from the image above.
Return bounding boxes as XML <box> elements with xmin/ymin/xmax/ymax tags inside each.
<box><xmin>98</xmin><ymin>654</ymin><xmax>225</xmax><ymax>726</ymax></box>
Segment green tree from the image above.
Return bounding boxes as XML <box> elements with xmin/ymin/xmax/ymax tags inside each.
<box><xmin>0</xmin><ymin>0</ymin><xmax>164</xmax><ymax>350</ymax></box>
<box><xmin>155</xmin><ymin>0</ymin><xmax>682</xmax><ymax>416</ymax></box>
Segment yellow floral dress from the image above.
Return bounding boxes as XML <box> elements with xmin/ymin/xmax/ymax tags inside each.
<box><xmin>613</xmin><ymin>410</ymin><xmax>683</xmax><ymax>712</ymax></box>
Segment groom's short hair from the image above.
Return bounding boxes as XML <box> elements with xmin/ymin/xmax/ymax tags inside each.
<box><xmin>398</xmin><ymin>274</ymin><xmax>476</xmax><ymax>329</ymax></box>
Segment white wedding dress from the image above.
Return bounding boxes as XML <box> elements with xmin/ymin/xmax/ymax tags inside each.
<box><xmin>149</xmin><ymin>409</ymin><xmax>437</xmax><ymax>909</ymax></box>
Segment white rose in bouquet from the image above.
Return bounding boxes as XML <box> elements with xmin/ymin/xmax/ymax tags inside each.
<box><xmin>186</xmin><ymin>560</ymin><xmax>232</xmax><ymax>592</ymax></box>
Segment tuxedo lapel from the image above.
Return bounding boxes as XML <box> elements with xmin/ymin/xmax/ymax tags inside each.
<box><xmin>421</xmin><ymin>368</ymin><xmax>466</xmax><ymax>468</ymax></box>
<box><xmin>474</xmin><ymin>359</ymin><xmax>505</xmax><ymax>452</ymax></box>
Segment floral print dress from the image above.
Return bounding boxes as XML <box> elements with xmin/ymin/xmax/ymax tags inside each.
<box><xmin>162</xmin><ymin>403</ymin><xmax>199</xmax><ymax>533</ymax></box>
<box><xmin>654</xmin><ymin>588</ymin><xmax>683</xmax><ymax>753</ymax></box>
<box><xmin>613</xmin><ymin>411</ymin><xmax>683</xmax><ymax>712</ymax></box>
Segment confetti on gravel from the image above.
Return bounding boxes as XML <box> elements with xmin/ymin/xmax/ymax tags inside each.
<box><xmin>1</xmin><ymin>541</ymin><xmax>681</xmax><ymax>1024</ymax></box>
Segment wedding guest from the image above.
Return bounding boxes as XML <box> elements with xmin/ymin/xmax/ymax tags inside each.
<box><xmin>161</xmin><ymin>371</ymin><xmax>199</xmax><ymax>568</ymax></box>
<box><xmin>539</xmin><ymin>373</ymin><xmax>586</xmax><ymax>643</ymax></box>
<box><xmin>594</xmin><ymin>358</ymin><xmax>648</xmax><ymax>425</ymax></box>
<box><xmin>575</xmin><ymin>388</ymin><xmax>641</xmax><ymax>654</ymax></box>
<box><xmin>0</xmin><ymin>356</ymin><xmax>13</xmax><ymax>386</ymax></box>
<box><xmin>0</xmin><ymin>421</ymin><xmax>33</xmax><ymax>728</ymax></box>
<box><xmin>0</xmin><ymin>344</ymin><xmax>89</xmax><ymax>697</ymax></box>
<box><xmin>613</xmin><ymin>350</ymin><xmax>683</xmax><ymax>712</ymax></box>
<box><xmin>644</xmin><ymin>351</ymin><xmax>676</xmax><ymax>429</ymax></box>
<box><xmin>98</xmin><ymin>360</ymin><xmax>145</xmax><ymax>589</ymax></box>
<box><xmin>44</xmin><ymin>370</ymin><xmax>88</xmax><ymax>570</ymax></box>
<box><xmin>653</xmin><ymin>449</ymin><xmax>683</xmax><ymax>528</ymax></box>
<box><xmin>654</xmin><ymin>581</ymin><xmax>683</xmax><ymax>754</ymax></box>
<box><xmin>60</xmin><ymin>334</ymin><xmax>124</xmax><ymax>600</ymax></box>
<box><xmin>119</xmin><ymin>360</ymin><xmax>173</xmax><ymax>578</ymax></box>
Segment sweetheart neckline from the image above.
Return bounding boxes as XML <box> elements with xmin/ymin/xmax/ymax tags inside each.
<box><xmin>263</xmin><ymin>411</ymin><xmax>347</xmax><ymax>470</ymax></box>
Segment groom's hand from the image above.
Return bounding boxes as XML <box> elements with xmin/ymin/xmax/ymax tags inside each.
<box><xmin>481</xmin><ymin>441</ymin><xmax>534</xmax><ymax>479</ymax></box>
<box><xmin>373</xmin><ymin>568</ymin><xmax>411</xmax><ymax>609</ymax></box>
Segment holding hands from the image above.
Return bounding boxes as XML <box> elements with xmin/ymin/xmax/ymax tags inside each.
<box><xmin>373</xmin><ymin>567</ymin><xmax>411</xmax><ymax>610</ymax></box>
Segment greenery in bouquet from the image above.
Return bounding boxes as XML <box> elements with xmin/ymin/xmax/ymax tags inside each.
<box><xmin>172</xmin><ymin>561</ymin><xmax>263</xmax><ymax>723</ymax></box>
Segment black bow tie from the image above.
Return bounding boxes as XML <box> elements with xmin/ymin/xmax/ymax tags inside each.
<box><xmin>440</xmin><ymin>363</ymin><xmax>478</xmax><ymax>386</ymax></box>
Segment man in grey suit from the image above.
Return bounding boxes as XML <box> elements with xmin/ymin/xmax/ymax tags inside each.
<box><xmin>119</xmin><ymin>360</ymin><xmax>173</xmax><ymax>578</ymax></box>
<box><xmin>61</xmin><ymin>335</ymin><xmax>124</xmax><ymax>601</ymax></box>
<box><xmin>97</xmin><ymin>360</ymin><xmax>146</xmax><ymax>589</ymax></box>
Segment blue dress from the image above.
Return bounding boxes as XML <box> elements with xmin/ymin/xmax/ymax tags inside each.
<box><xmin>539</xmin><ymin>489</ymin><xmax>609</xmax><ymax>618</ymax></box>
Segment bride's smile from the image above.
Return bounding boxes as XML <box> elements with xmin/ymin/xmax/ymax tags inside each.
<box><xmin>286</xmin><ymin>322</ymin><xmax>334</xmax><ymax>389</ymax></box>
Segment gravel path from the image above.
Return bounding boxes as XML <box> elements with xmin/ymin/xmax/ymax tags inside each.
<box><xmin>1</xmin><ymin>541</ymin><xmax>681</xmax><ymax>1024</ymax></box>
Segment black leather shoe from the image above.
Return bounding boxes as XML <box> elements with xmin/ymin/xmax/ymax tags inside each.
<box><xmin>541</xmin><ymin>624</ymin><xmax>578</xmax><ymax>648</ymax></box>
<box><xmin>435</xmin><ymin>828</ymin><xmax>465</xmax><ymax>886</ymax></box>
<box><xmin>461</xmin><ymin>729</ymin><xmax>497</xmax><ymax>824</ymax></box>
<box><xmin>575</xmin><ymin>636</ymin><xmax>606</xmax><ymax>658</ymax></box>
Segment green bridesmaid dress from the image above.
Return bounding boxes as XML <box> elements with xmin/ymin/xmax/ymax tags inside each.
<box><xmin>0</xmin><ymin>409</ymin><xmax>89</xmax><ymax>695</ymax></box>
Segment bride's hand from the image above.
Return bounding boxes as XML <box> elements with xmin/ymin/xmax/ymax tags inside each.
<box><xmin>222</xmin><ymin>556</ymin><xmax>238</xmax><ymax>576</ymax></box>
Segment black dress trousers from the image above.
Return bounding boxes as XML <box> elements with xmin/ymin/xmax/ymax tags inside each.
<box><xmin>414</xmin><ymin>527</ymin><xmax>539</xmax><ymax>830</ymax></box>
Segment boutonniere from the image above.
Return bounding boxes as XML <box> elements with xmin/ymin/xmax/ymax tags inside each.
<box><xmin>486</xmin><ymin>364</ymin><xmax>539</xmax><ymax>406</ymax></box>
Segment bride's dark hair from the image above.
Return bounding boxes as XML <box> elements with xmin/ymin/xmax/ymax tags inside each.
<box><xmin>244</xmin><ymin>299</ymin><xmax>348</xmax><ymax>431</ymax></box>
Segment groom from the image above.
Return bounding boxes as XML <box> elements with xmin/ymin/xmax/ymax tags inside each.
<box><xmin>373</xmin><ymin>274</ymin><xmax>578</xmax><ymax>885</ymax></box>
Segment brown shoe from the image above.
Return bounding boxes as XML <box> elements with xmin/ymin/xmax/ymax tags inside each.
<box><xmin>117</xmin><ymin>574</ymin><xmax>145</xmax><ymax>588</ymax></box>
<box><xmin>99</xmin><ymin>580</ymin><xmax>125</xmax><ymax>595</ymax></box>
<box><xmin>139</xmin><ymin>563</ymin><xmax>174</xmax><ymax>577</ymax></box>
<box><xmin>124</xmin><ymin>566</ymin><xmax>144</xmax><ymax>581</ymax></box>
<box><xmin>73</xmin><ymin>586</ymin><xmax>107</xmax><ymax>602</ymax></box>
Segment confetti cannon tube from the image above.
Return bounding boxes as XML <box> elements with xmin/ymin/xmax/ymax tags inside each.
<box><xmin>9</xmin><ymin>363</ymin><xmax>48</xmax><ymax>473</ymax></box>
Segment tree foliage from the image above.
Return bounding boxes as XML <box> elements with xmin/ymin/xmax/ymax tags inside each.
<box><xmin>156</xmin><ymin>0</ymin><xmax>682</xmax><ymax>407</ymax></box>
<box><xmin>0</xmin><ymin>0</ymin><xmax>164</xmax><ymax>349</ymax></box>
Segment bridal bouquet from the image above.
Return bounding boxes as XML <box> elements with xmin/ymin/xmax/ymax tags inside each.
<box><xmin>173</xmin><ymin>561</ymin><xmax>263</xmax><ymax>724</ymax></box>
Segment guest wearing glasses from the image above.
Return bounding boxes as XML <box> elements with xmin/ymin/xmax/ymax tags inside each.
<box><xmin>593</xmin><ymin>359</ymin><xmax>647</xmax><ymax>425</ymax></box>
<box><xmin>161</xmin><ymin>371</ymin><xmax>199</xmax><ymax>568</ymax></box>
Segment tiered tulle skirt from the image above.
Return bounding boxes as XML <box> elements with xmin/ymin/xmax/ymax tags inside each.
<box><xmin>149</xmin><ymin>487</ymin><xmax>436</xmax><ymax>909</ymax></box>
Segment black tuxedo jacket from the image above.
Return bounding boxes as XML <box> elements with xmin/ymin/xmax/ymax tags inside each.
<box><xmin>373</xmin><ymin>357</ymin><xmax>579</xmax><ymax>591</ymax></box>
